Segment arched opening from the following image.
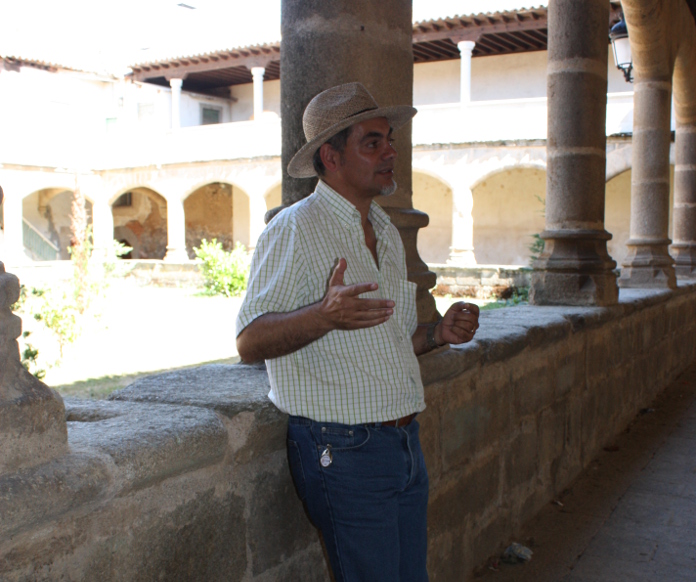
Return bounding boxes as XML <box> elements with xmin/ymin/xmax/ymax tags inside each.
<box><xmin>472</xmin><ymin>167</ymin><xmax>546</xmax><ymax>266</ymax></box>
<box><xmin>184</xmin><ymin>182</ymin><xmax>234</xmax><ymax>257</ymax></box>
<box><xmin>605</xmin><ymin>166</ymin><xmax>674</xmax><ymax>267</ymax></box>
<box><xmin>605</xmin><ymin>170</ymin><xmax>631</xmax><ymax>266</ymax></box>
<box><xmin>22</xmin><ymin>188</ymin><xmax>93</xmax><ymax>260</ymax></box>
<box><xmin>265</xmin><ymin>184</ymin><xmax>282</xmax><ymax>216</ymax></box>
<box><xmin>412</xmin><ymin>172</ymin><xmax>453</xmax><ymax>264</ymax></box>
<box><xmin>111</xmin><ymin>187</ymin><xmax>168</xmax><ymax>259</ymax></box>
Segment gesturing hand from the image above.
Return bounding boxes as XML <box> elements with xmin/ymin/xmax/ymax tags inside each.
<box><xmin>317</xmin><ymin>258</ymin><xmax>395</xmax><ymax>331</ymax></box>
<box><xmin>437</xmin><ymin>302</ymin><xmax>480</xmax><ymax>345</ymax></box>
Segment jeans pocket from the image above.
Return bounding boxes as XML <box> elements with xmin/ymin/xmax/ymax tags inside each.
<box><xmin>316</xmin><ymin>425</ymin><xmax>371</xmax><ymax>451</ymax></box>
<box><xmin>287</xmin><ymin>439</ymin><xmax>307</xmax><ymax>502</ymax></box>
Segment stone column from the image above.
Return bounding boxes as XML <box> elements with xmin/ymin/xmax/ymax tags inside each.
<box><xmin>618</xmin><ymin>80</ymin><xmax>676</xmax><ymax>288</ymax></box>
<box><xmin>2</xmin><ymin>187</ymin><xmax>24</xmax><ymax>265</ymax></box>
<box><xmin>251</xmin><ymin>67</ymin><xmax>265</xmax><ymax>121</ymax></box>
<box><xmin>281</xmin><ymin>0</ymin><xmax>438</xmax><ymax>321</ymax></box>
<box><xmin>530</xmin><ymin>0</ymin><xmax>618</xmax><ymax>306</ymax></box>
<box><xmin>169</xmin><ymin>78</ymin><xmax>183</xmax><ymax>130</ymax></box>
<box><xmin>448</xmin><ymin>186</ymin><xmax>476</xmax><ymax>266</ymax></box>
<box><xmin>458</xmin><ymin>41</ymin><xmax>476</xmax><ymax>105</ymax></box>
<box><xmin>0</xmin><ymin>188</ymin><xmax>67</xmax><ymax>474</ymax></box>
<box><xmin>91</xmin><ymin>198</ymin><xmax>114</xmax><ymax>260</ymax></box>
<box><xmin>164</xmin><ymin>197</ymin><xmax>189</xmax><ymax>262</ymax></box>
<box><xmin>671</xmin><ymin>124</ymin><xmax>696</xmax><ymax>277</ymax></box>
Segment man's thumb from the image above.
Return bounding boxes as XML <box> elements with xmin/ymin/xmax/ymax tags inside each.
<box><xmin>329</xmin><ymin>258</ymin><xmax>347</xmax><ymax>287</ymax></box>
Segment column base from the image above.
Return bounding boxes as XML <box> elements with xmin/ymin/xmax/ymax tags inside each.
<box><xmin>618</xmin><ymin>239</ymin><xmax>676</xmax><ymax>289</ymax></box>
<box><xmin>164</xmin><ymin>248</ymin><xmax>191</xmax><ymax>262</ymax></box>
<box><xmin>447</xmin><ymin>248</ymin><xmax>477</xmax><ymax>267</ymax></box>
<box><xmin>671</xmin><ymin>243</ymin><xmax>696</xmax><ymax>279</ymax></box>
<box><xmin>530</xmin><ymin>229</ymin><xmax>618</xmax><ymax>306</ymax></box>
<box><xmin>0</xmin><ymin>263</ymin><xmax>68</xmax><ymax>474</ymax></box>
<box><xmin>383</xmin><ymin>207</ymin><xmax>439</xmax><ymax>323</ymax></box>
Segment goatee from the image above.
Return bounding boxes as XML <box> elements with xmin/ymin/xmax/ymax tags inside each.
<box><xmin>380</xmin><ymin>180</ymin><xmax>397</xmax><ymax>197</ymax></box>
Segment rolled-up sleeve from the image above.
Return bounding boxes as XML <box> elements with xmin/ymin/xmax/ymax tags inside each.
<box><xmin>236</xmin><ymin>216</ymin><xmax>307</xmax><ymax>336</ymax></box>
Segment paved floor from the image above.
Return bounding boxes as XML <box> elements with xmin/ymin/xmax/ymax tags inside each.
<box><xmin>477</xmin><ymin>363</ymin><xmax>696</xmax><ymax>582</ymax></box>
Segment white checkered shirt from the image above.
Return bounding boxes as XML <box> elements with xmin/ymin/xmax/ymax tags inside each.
<box><xmin>236</xmin><ymin>181</ymin><xmax>425</xmax><ymax>424</ymax></box>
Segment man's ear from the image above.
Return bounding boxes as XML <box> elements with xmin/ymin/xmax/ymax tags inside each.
<box><xmin>319</xmin><ymin>143</ymin><xmax>341</xmax><ymax>174</ymax></box>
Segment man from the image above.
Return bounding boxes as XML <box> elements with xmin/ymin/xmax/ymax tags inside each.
<box><xmin>236</xmin><ymin>82</ymin><xmax>479</xmax><ymax>582</ymax></box>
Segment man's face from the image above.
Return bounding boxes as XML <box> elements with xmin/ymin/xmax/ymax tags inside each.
<box><xmin>334</xmin><ymin>117</ymin><xmax>397</xmax><ymax>200</ymax></box>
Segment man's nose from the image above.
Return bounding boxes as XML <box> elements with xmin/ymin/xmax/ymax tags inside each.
<box><xmin>382</xmin><ymin>142</ymin><xmax>397</xmax><ymax>159</ymax></box>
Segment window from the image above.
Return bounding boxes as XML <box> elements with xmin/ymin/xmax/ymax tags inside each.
<box><xmin>201</xmin><ymin>105</ymin><xmax>222</xmax><ymax>125</ymax></box>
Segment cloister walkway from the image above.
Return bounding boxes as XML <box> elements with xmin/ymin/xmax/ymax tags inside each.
<box><xmin>478</xmin><ymin>363</ymin><xmax>696</xmax><ymax>582</ymax></box>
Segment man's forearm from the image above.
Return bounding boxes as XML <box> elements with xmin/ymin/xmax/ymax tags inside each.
<box><xmin>412</xmin><ymin>321</ymin><xmax>444</xmax><ymax>356</ymax></box>
<box><xmin>236</xmin><ymin>303</ymin><xmax>331</xmax><ymax>363</ymax></box>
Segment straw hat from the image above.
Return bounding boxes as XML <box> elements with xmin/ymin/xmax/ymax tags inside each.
<box><xmin>287</xmin><ymin>82</ymin><xmax>417</xmax><ymax>179</ymax></box>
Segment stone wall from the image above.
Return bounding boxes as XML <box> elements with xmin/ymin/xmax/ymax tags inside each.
<box><xmin>2</xmin><ymin>283</ymin><xmax>696</xmax><ymax>581</ymax></box>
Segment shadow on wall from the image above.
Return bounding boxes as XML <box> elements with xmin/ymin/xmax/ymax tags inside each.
<box><xmin>112</xmin><ymin>188</ymin><xmax>167</xmax><ymax>260</ymax></box>
<box><xmin>472</xmin><ymin>167</ymin><xmax>546</xmax><ymax>266</ymax></box>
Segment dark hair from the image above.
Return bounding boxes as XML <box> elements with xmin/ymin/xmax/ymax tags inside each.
<box><xmin>312</xmin><ymin>126</ymin><xmax>353</xmax><ymax>176</ymax></box>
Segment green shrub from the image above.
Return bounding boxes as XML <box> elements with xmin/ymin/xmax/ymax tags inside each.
<box><xmin>194</xmin><ymin>239</ymin><xmax>250</xmax><ymax>297</ymax></box>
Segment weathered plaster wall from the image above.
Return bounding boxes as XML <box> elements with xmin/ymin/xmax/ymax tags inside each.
<box><xmin>413</xmin><ymin>172</ymin><xmax>453</xmax><ymax>264</ymax></box>
<box><xmin>2</xmin><ymin>285</ymin><xmax>695</xmax><ymax>581</ymax></box>
<box><xmin>472</xmin><ymin>167</ymin><xmax>546</xmax><ymax>266</ymax></box>
<box><xmin>184</xmin><ymin>183</ymin><xmax>234</xmax><ymax>257</ymax></box>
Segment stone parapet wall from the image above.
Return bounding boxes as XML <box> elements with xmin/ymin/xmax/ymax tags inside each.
<box><xmin>1</xmin><ymin>285</ymin><xmax>695</xmax><ymax>581</ymax></box>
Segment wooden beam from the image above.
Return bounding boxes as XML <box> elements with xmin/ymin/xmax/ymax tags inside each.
<box><xmin>412</xmin><ymin>11</ymin><xmax>547</xmax><ymax>43</ymax></box>
<box><xmin>132</xmin><ymin>48</ymin><xmax>279</xmax><ymax>82</ymax></box>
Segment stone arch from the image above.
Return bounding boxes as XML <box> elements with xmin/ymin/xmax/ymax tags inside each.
<box><xmin>111</xmin><ymin>186</ymin><xmax>168</xmax><ymax>260</ymax></box>
<box><xmin>22</xmin><ymin>187</ymin><xmax>94</xmax><ymax>260</ymax></box>
<box><xmin>264</xmin><ymin>183</ymin><xmax>282</xmax><ymax>215</ymax></box>
<box><xmin>471</xmin><ymin>166</ymin><xmax>546</xmax><ymax>266</ymax></box>
<box><xmin>183</xmin><ymin>181</ymin><xmax>248</xmax><ymax>258</ymax></box>
<box><xmin>412</xmin><ymin>170</ymin><xmax>453</xmax><ymax>264</ymax></box>
<box><xmin>606</xmin><ymin>145</ymin><xmax>633</xmax><ymax>182</ymax></box>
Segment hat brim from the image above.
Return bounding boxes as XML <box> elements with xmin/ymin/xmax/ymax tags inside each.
<box><xmin>287</xmin><ymin>105</ymin><xmax>417</xmax><ymax>179</ymax></box>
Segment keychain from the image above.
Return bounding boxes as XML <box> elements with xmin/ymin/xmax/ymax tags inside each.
<box><xmin>320</xmin><ymin>445</ymin><xmax>333</xmax><ymax>467</ymax></box>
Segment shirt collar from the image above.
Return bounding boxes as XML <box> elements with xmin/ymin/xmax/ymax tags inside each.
<box><xmin>315</xmin><ymin>180</ymin><xmax>391</xmax><ymax>234</ymax></box>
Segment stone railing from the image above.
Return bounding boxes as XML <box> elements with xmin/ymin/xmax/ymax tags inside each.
<box><xmin>2</xmin><ymin>261</ymin><xmax>696</xmax><ymax>580</ymax></box>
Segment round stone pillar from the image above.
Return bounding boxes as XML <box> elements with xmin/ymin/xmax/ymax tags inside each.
<box><xmin>618</xmin><ymin>80</ymin><xmax>676</xmax><ymax>288</ymax></box>
<box><xmin>164</xmin><ymin>197</ymin><xmax>189</xmax><ymax>262</ymax></box>
<box><xmin>280</xmin><ymin>0</ymin><xmax>438</xmax><ymax>321</ymax></box>
<box><xmin>530</xmin><ymin>0</ymin><xmax>618</xmax><ymax>306</ymax></box>
<box><xmin>670</xmin><ymin>123</ymin><xmax>696</xmax><ymax>278</ymax></box>
<box><xmin>448</xmin><ymin>186</ymin><xmax>476</xmax><ymax>266</ymax></box>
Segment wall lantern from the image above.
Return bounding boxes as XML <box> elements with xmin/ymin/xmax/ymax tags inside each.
<box><xmin>609</xmin><ymin>18</ymin><xmax>633</xmax><ymax>83</ymax></box>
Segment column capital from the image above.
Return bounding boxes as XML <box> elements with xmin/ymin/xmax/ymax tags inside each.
<box><xmin>457</xmin><ymin>40</ymin><xmax>476</xmax><ymax>55</ymax></box>
<box><xmin>250</xmin><ymin>66</ymin><xmax>266</xmax><ymax>78</ymax></box>
<box><xmin>167</xmin><ymin>77</ymin><xmax>185</xmax><ymax>87</ymax></box>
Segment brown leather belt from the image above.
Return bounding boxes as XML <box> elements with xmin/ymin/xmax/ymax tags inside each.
<box><xmin>380</xmin><ymin>413</ymin><xmax>417</xmax><ymax>427</ymax></box>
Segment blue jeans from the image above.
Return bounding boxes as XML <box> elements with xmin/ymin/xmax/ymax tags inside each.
<box><xmin>287</xmin><ymin>416</ymin><xmax>429</xmax><ymax>582</ymax></box>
